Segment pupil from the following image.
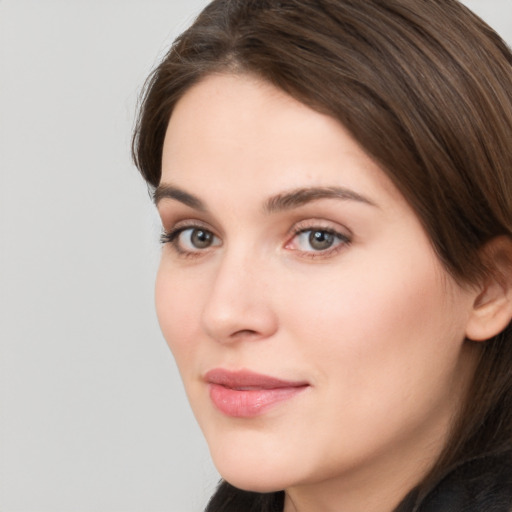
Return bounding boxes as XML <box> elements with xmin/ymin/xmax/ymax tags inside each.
<box><xmin>309</xmin><ymin>230</ymin><xmax>334</xmax><ymax>250</ymax></box>
<box><xmin>191</xmin><ymin>229</ymin><xmax>212</xmax><ymax>248</ymax></box>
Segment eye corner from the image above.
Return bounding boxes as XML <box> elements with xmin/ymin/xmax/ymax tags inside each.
<box><xmin>161</xmin><ymin>223</ymin><xmax>222</xmax><ymax>258</ymax></box>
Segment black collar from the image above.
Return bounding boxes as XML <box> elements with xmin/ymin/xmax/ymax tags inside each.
<box><xmin>396</xmin><ymin>449</ymin><xmax>512</xmax><ymax>512</ymax></box>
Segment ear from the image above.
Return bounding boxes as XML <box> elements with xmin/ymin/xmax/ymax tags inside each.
<box><xmin>465</xmin><ymin>236</ymin><xmax>512</xmax><ymax>342</ymax></box>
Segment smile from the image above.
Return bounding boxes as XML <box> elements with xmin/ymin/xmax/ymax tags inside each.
<box><xmin>205</xmin><ymin>369</ymin><xmax>310</xmax><ymax>418</ymax></box>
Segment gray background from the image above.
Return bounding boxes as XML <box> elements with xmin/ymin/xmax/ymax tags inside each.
<box><xmin>0</xmin><ymin>1</ymin><xmax>510</xmax><ymax>511</ymax></box>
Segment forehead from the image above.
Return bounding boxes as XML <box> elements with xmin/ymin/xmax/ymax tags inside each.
<box><xmin>161</xmin><ymin>73</ymin><xmax>404</xmax><ymax>208</ymax></box>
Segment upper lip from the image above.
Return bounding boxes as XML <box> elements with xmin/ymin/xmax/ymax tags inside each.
<box><xmin>205</xmin><ymin>369</ymin><xmax>309</xmax><ymax>390</ymax></box>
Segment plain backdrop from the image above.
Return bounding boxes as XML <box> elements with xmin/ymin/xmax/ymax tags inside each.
<box><xmin>0</xmin><ymin>1</ymin><xmax>511</xmax><ymax>511</ymax></box>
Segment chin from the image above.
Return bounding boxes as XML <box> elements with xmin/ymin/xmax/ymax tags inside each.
<box><xmin>216</xmin><ymin>464</ymin><xmax>289</xmax><ymax>494</ymax></box>
<box><xmin>205</xmin><ymin>430</ymin><xmax>301</xmax><ymax>493</ymax></box>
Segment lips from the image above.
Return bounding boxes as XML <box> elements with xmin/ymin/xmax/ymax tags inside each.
<box><xmin>205</xmin><ymin>369</ymin><xmax>309</xmax><ymax>418</ymax></box>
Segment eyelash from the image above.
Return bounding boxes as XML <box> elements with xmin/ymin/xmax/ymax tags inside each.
<box><xmin>285</xmin><ymin>222</ymin><xmax>351</xmax><ymax>259</ymax></box>
<box><xmin>160</xmin><ymin>222</ymin><xmax>219</xmax><ymax>257</ymax></box>
<box><xmin>160</xmin><ymin>221</ymin><xmax>351</xmax><ymax>259</ymax></box>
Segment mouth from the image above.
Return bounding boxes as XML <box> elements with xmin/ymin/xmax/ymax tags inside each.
<box><xmin>204</xmin><ymin>369</ymin><xmax>310</xmax><ymax>418</ymax></box>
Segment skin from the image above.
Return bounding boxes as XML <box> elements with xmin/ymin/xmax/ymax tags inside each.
<box><xmin>155</xmin><ymin>73</ymin><xmax>481</xmax><ymax>512</ymax></box>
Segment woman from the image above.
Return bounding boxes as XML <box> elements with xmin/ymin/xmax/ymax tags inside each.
<box><xmin>132</xmin><ymin>1</ymin><xmax>512</xmax><ymax>510</ymax></box>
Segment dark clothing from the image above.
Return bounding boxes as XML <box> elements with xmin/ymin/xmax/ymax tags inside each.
<box><xmin>395</xmin><ymin>450</ymin><xmax>512</xmax><ymax>512</ymax></box>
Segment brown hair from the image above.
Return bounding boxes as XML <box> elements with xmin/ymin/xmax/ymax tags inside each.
<box><xmin>132</xmin><ymin>0</ymin><xmax>512</xmax><ymax>509</ymax></box>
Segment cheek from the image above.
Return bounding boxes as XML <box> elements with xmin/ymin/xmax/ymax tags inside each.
<box><xmin>280</xmin><ymin>248</ymin><xmax>469</xmax><ymax>410</ymax></box>
<box><xmin>155</xmin><ymin>262</ymin><xmax>202</xmax><ymax>366</ymax></box>
<box><xmin>269</xmin><ymin>253</ymin><xmax>472</xmax><ymax>476</ymax></box>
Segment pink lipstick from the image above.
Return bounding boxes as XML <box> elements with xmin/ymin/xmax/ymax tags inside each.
<box><xmin>205</xmin><ymin>369</ymin><xmax>309</xmax><ymax>418</ymax></box>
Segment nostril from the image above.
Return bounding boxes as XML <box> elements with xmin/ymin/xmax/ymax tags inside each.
<box><xmin>230</xmin><ymin>329</ymin><xmax>260</xmax><ymax>339</ymax></box>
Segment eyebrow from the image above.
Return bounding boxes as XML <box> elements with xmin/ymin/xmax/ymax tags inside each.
<box><xmin>154</xmin><ymin>184</ymin><xmax>377</xmax><ymax>212</ymax></box>
<box><xmin>154</xmin><ymin>184</ymin><xmax>207</xmax><ymax>211</ymax></box>
<box><xmin>263</xmin><ymin>186</ymin><xmax>377</xmax><ymax>213</ymax></box>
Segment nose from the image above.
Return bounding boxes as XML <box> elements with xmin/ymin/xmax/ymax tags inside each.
<box><xmin>200</xmin><ymin>250</ymin><xmax>278</xmax><ymax>344</ymax></box>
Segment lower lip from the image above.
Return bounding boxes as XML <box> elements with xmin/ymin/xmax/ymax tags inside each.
<box><xmin>208</xmin><ymin>384</ymin><xmax>308</xmax><ymax>418</ymax></box>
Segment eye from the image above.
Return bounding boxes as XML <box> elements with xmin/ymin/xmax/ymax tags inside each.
<box><xmin>161</xmin><ymin>225</ymin><xmax>221</xmax><ymax>254</ymax></box>
<box><xmin>182</xmin><ymin>228</ymin><xmax>216</xmax><ymax>249</ymax></box>
<box><xmin>301</xmin><ymin>230</ymin><xmax>337</xmax><ymax>251</ymax></box>
<box><xmin>286</xmin><ymin>227</ymin><xmax>350</xmax><ymax>256</ymax></box>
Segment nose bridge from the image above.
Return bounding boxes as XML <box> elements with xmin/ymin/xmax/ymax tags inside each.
<box><xmin>201</xmin><ymin>242</ymin><xmax>277</xmax><ymax>343</ymax></box>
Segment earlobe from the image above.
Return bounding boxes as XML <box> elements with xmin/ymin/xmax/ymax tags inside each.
<box><xmin>465</xmin><ymin>237</ymin><xmax>512</xmax><ymax>342</ymax></box>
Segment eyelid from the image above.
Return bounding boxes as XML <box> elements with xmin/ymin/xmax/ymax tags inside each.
<box><xmin>162</xmin><ymin>216</ymin><xmax>212</xmax><ymax>230</ymax></box>
<box><xmin>288</xmin><ymin>219</ymin><xmax>352</xmax><ymax>239</ymax></box>
<box><xmin>160</xmin><ymin>219</ymin><xmax>206</xmax><ymax>241</ymax></box>
<box><xmin>285</xmin><ymin>219</ymin><xmax>352</xmax><ymax>258</ymax></box>
<box><xmin>160</xmin><ymin>220</ymin><xmax>221</xmax><ymax>256</ymax></box>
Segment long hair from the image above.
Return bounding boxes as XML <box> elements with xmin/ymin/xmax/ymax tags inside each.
<box><xmin>132</xmin><ymin>1</ymin><xmax>512</xmax><ymax>510</ymax></box>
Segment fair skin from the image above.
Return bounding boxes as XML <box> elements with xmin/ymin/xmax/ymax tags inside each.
<box><xmin>155</xmin><ymin>73</ymin><xmax>483</xmax><ymax>512</ymax></box>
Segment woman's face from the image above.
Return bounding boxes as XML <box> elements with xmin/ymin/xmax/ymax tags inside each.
<box><xmin>155</xmin><ymin>73</ymin><xmax>478</xmax><ymax>503</ymax></box>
